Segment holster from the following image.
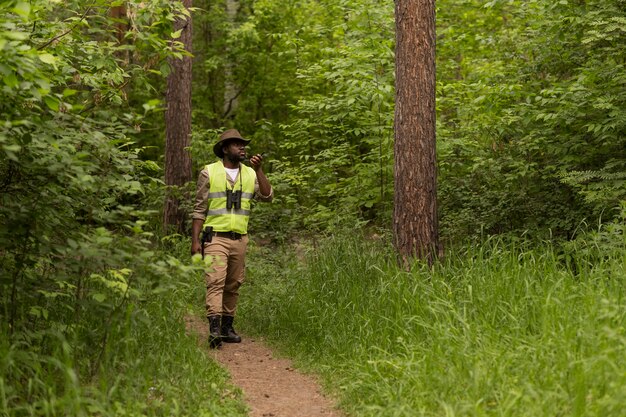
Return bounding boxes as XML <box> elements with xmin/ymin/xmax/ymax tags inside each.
<box><xmin>200</xmin><ymin>226</ymin><xmax>213</xmax><ymax>259</ymax></box>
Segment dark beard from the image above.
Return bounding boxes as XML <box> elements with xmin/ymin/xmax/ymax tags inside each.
<box><xmin>225</xmin><ymin>152</ymin><xmax>245</xmax><ymax>164</ymax></box>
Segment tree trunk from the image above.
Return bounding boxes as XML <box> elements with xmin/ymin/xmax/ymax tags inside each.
<box><xmin>110</xmin><ymin>4</ymin><xmax>127</xmax><ymax>45</ymax></box>
<box><xmin>223</xmin><ymin>0</ymin><xmax>239</xmax><ymax>120</ymax></box>
<box><xmin>393</xmin><ymin>0</ymin><xmax>439</xmax><ymax>266</ymax></box>
<box><xmin>164</xmin><ymin>0</ymin><xmax>193</xmax><ymax>234</ymax></box>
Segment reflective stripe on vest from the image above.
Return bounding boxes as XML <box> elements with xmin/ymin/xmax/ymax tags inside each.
<box><xmin>203</xmin><ymin>160</ymin><xmax>256</xmax><ymax>234</ymax></box>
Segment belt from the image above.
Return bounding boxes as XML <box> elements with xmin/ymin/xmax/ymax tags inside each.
<box><xmin>213</xmin><ymin>231</ymin><xmax>246</xmax><ymax>240</ymax></box>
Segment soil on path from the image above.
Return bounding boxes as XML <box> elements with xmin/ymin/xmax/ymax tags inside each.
<box><xmin>186</xmin><ymin>316</ymin><xmax>343</xmax><ymax>417</ymax></box>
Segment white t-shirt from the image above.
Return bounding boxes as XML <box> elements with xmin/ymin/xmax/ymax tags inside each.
<box><xmin>224</xmin><ymin>167</ymin><xmax>239</xmax><ymax>182</ymax></box>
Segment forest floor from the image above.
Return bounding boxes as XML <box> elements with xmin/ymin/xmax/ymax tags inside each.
<box><xmin>186</xmin><ymin>315</ymin><xmax>343</xmax><ymax>417</ymax></box>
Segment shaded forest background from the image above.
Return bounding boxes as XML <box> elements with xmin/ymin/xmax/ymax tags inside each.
<box><xmin>184</xmin><ymin>0</ymin><xmax>625</xmax><ymax>242</ymax></box>
<box><xmin>3</xmin><ymin>0</ymin><xmax>623</xmax><ymax>243</ymax></box>
<box><xmin>0</xmin><ymin>0</ymin><xmax>624</xmax><ymax>415</ymax></box>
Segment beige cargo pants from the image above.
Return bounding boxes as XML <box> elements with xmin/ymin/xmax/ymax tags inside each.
<box><xmin>203</xmin><ymin>235</ymin><xmax>249</xmax><ymax>317</ymax></box>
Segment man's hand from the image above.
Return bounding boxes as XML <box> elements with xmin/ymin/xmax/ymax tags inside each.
<box><xmin>249</xmin><ymin>154</ymin><xmax>264</xmax><ymax>171</ymax></box>
<box><xmin>249</xmin><ymin>154</ymin><xmax>272</xmax><ymax>198</ymax></box>
<box><xmin>191</xmin><ymin>241</ymin><xmax>202</xmax><ymax>256</ymax></box>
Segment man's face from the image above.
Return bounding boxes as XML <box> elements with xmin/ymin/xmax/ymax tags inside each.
<box><xmin>223</xmin><ymin>140</ymin><xmax>247</xmax><ymax>162</ymax></box>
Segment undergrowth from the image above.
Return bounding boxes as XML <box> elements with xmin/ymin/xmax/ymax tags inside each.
<box><xmin>0</xmin><ymin>236</ymin><xmax>246</xmax><ymax>417</ymax></box>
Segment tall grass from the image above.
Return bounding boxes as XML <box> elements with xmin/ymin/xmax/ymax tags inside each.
<box><xmin>240</xmin><ymin>232</ymin><xmax>626</xmax><ymax>416</ymax></box>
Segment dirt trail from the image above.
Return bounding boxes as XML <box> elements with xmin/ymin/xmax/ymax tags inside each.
<box><xmin>186</xmin><ymin>316</ymin><xmax>343</xmax><ymax>417</ymax></box>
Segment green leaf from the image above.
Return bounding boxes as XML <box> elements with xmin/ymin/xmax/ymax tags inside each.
<box><xmin>92</xmin><ymin>293</ymin><xmax>106</xmax><ymax>302</ymax></box>
<box><xmin>12</xmin><ymin>1</ymin><xmax>31</xmax><ymax>19</ymax></box>
<box><xmin>171</xmin><ymin>29</ymin><xmax>182</xmax><ymax>39</ymax></box>
<box><xmin>3</xmin><ymin>144</ymin><xmax>21</xmax><ymax>161</ymax></box>
<box><xmin>38</xmin><ymin>53</ymin><xmax>57</xmax><ymax>65</ymax></box>
<box><xmin>29</xmin><ymin>306</ymin><xmax>48</xmax><ymax>319</ymax></box>
<box><xmin>44</xmin><ymin>96</ymin><xmax>60</xmax><ymax>111</ymax></box>
<box><xmin>36</xmin><ymin>78</ymin><xmax>51</xmax><ymax>94</ymax></box>
<box><xmin>1</xmin><ymin>31</ymin><xmax>28</xmax><ymax>40</ymax></box>
<box><xmin>62</xmin><ymin>88</ymin><xmax>78</xmax><ymax>97</ymax></box>
<box><xmin>3</xmin><ymin>144</ymin><xmax>21</xmax><ymax>153</ymax></box>
<box><xmin>3</xmin><ymin>73</ymin><xmax>18</xmax><ymax>88</ymax></box>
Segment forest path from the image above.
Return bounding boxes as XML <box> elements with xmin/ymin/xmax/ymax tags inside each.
<box><xmin>185</xmin><ymin>316</ymin><xmax>343</xmax><ymax>417</ymax></box>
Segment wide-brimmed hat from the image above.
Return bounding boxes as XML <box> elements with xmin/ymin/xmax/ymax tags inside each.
<box><xmin>213</xmin><ymin>129</ymin><xmax>251</xmax><ymax>158</ymax></box>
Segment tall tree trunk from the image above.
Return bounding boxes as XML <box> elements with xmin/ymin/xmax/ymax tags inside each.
<box><xmin>110</xmin><ymin>4</ymin><xmax>127</xmax><ymax>44</ymax></box>
<box><xmin>222</xmin><ymin>0</ymin><xmax>239</xmax><ymax>119</ymax></box>
<box><xmin>164</xmin><ymin>0</ymin><xmax>193</xmax><ymax>234</ymax></box>
<box><xmin>110</xmin><ymin>4</ymin><xmax>130</xmax><ymax>67</ymax></box>
<box><xmin>393</xmin><ymin>0</ymin><xmax>439</xmax><ymax>266</ymax></box>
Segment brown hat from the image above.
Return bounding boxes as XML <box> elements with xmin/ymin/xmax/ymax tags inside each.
<box><xmin>213</xmin><ymin>129</ymin><xmax>251</xmax><ymax>158</ymax></box>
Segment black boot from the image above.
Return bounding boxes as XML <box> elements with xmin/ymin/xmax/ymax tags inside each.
<box><xmin>208</xmin><ymin>315</ymin><xmax>222</xmax><ymax>348</ymax></box>
<box><xmin>220</xmin><ymin>315</ymin><xmax>242</xmax><ymax>343</ymax></box>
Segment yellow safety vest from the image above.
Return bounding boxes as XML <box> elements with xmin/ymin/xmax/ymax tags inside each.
<box><xmin>203</xmin><ymin>160</ymin><xmax>256</xmax><ymax>234</ymax></box>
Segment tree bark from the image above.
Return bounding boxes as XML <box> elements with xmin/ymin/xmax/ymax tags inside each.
<box><xmin>393</xmin><ymin>0</ymin><xmax>439</xmax><ymax>266</ymax></box>
<box><xmin>223</xmin><ymin>0</ymin><xmax>239</xmax><ymax>119</ymax></box>
<box><xmin>110</xmin><ymin>4</ymin><xmax>127</xmax><ymax>44</ymax></box>
<box><xmin>164</xmin><ymin>0</ymin><xmax>193</xmax><ymax>234</ymax></box>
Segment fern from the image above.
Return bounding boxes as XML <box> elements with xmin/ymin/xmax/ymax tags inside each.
<box><xmin>560</xmin><ymin>164</ymin><xmax>626</xmax><ymax>205</ymax></box>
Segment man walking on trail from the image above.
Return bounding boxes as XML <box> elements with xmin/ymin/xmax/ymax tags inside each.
<box><xmin>191</xmin><ymin>129</ymin><xmax>273</xmax><ymax>348</ymax></box>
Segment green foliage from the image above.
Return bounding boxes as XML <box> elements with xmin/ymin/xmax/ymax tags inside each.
<box><xmin>275</xmin><ymin>1</ymin><xmax>395</xmax><ymax>230</ymax></box>
<box><xmin>241</xmin><ymin>233</ymin><xmax>626</xmax><ymax>416</ymax></box>
<box><xmin>0</xmin><ymin>2</ymin><xmax>246</xmax><ymax>415</ymax></box>
<box><xmin>1</xmin><ymin>247</ymin><xmax>245</xmax><ymax>416</ymax></box>
<box><xmin>191</xmin><ymin>0</ymin><xmax>395</xmax><ymax>236</ymax></box>
<box><xmin>0</xmin><ymin>0</ymin><xmax>187</xmax><ymax>336</ymax></box>
<box><xmin>191</xmin><ymin>0</ymin><xmax>624</xmax><ymax>240</ymax></box>
<box><xmin>559</xmin><ymin>202</ymin><xmax>626</xmax><ymax>273</ymax></box>
<box><xmin>437</xmin><ymin>0</ymin><xmax>626</xmax><ymax>239</ymax></box>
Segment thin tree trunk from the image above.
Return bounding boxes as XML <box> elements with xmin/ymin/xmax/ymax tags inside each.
<box><xmin>110</xmin><ymin>4</ymin><xmax>127</xmax><ymax>44</ymax></box>
<box><xmin>393</xmin><ymin>0</ymin><xmax>439</xmax><ymax>266</ymax></box>
<box><xmin>164</xmin><ymin>0</ymin><xmax>193</xmax><ymax>234</ymax></box>
<box><xmin>223</xmin><ymin>0</ymin><xmax>239</xmax><ymax>119</ymax></box>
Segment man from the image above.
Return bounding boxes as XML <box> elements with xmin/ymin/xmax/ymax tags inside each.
<box><xmin>191</xmin><ymin>129</ymin><xmax>273</xmax><ymax>348</ymax></box>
